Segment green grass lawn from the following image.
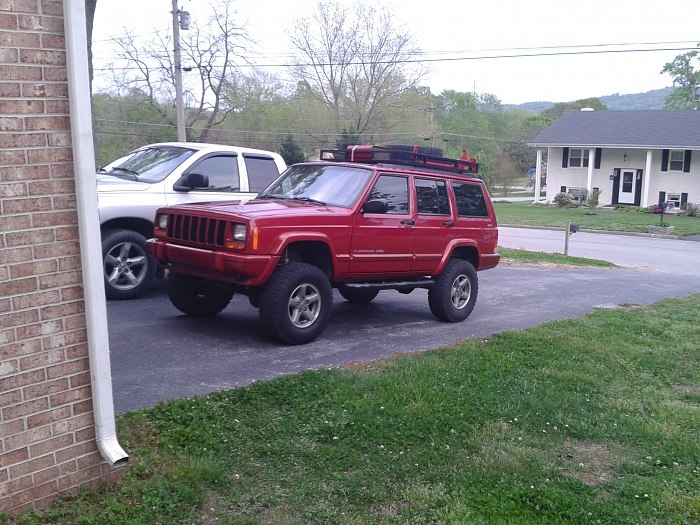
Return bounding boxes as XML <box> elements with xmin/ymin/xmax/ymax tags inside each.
<box><xmin>494</xmin><ymin>201</ymin><xmax>700</xmax><ymax>237</ymax></box>
<box><xmin>7</xmin><ymin>295</ymin><xmax>700</xmax><ymax>525</ymax></box>
<box><xmin>498</xmin><ymin>247</ymin><xmax>615</xmax><ymax>268</ymax></box>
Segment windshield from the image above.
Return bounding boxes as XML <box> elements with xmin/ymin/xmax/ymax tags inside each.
<box><xmin>99</xmin><ymin>146</ymin><xmax>196</xmax><ymax>183</ymax></box>
<box><xmin>258</xmin><ymin>164</ymin><xmax>374</xmax><ymax>208</ymax></box>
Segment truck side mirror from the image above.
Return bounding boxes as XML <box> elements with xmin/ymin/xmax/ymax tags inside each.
<box><xmin>362</xmin><ymin>199</ymin><xmax>389</xmax><ymax>214</ymax></box>
<box><xmin>173</xmin><ymin>172</ymin><xmax>210</xmax><ymax>192</ymax></box>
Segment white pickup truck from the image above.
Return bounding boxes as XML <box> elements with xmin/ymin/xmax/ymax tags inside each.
<box><xmin>97</xmin><ymin>142</ymin><xmax>286</xmax><ymax>299</ymax></box>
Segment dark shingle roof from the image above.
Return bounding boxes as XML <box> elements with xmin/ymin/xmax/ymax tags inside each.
<box><xmin>528</xmin><ymin>110</ymin><xmax>700</xmax><ymax>149</ymax></box>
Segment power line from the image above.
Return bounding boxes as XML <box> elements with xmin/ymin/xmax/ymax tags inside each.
<box><xmin>91</xmin><ymin>41</ymin><xmax>699</xmax><ymax>72</ymax></box>
<box><xmin>94</xmin><ymin>118</ymin><xmax>519</xmax><ymax>145</ymax></box>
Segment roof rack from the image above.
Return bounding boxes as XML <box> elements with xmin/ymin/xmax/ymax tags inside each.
<box><xmin>318</xmin><ymin>145</ymin><xmax>479</xmax><ymax>175</ymax></box>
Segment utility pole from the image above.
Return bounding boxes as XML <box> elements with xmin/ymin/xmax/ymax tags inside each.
<box><xmin>421</xmin><ymin>106</ymin><xmax>442</xmax><ymax>147</ymax></box>
<box><xmin>172</xmin><ymin>0</ymin><xmax>186</xmax><ymax>141</ymax></box>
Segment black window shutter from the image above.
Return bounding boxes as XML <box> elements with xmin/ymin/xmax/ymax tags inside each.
<box><xmin>683</xmin><ymin>150</ymin><xmax>692</xmax><ymax>172</ymax></box>
<box><xmin>681</xmin><ymin>193</ymin><xmax>688</xmax><ymax>209</ymax></box>
<box><xmin>661</xmin><ymin>149</ymin><xmax>669</xmax><ymax>171</ymax></box>
<box><xmin>658</xmin><ymin>191</ymin><xmax>666</xmax><ymax>206</ymax></box>
<box><xmin>560</xmin><ymin>186</ymin><xmax>567</xmax><ymax>193</ymax></box>
<box><xmin>594</xmin><ymin>148</ymin><xmax>602</xmax><ymax>169</ymax></box>
<box><xmin>561</xmin><ymin>147</ymin><xmax>569</xmax><ymax>168</ymax></box>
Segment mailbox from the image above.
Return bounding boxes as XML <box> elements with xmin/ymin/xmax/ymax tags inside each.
<box><xmin>569</xmin><ymin>223</ymin><xmax>579</xmax><ymax>233</ymax></box>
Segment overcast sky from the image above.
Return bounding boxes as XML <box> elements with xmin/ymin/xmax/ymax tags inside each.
<box><xmin>91</xmin><ymin>0</ymin><xmax>698</xmax><ymax>105</ymax></box>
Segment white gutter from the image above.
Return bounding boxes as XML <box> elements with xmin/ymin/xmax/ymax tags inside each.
<box><xmin>63</xmin><ymin>0</ymin><xmax>129</xmax><ymax>467</ymax></box>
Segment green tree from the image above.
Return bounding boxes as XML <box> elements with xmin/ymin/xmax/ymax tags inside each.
<box><xmin>503</xmin><ymin>112</ymin><xmax>551</xmax><ymax>175</ymax></box>
<box><xmin>492</xmin><ymin>152</ymin><xmax>520</xmax><ymax>196</ymax></box>
<box><xmin>279</xmin><ymin>135</ymin><xmax>307</xmax><ymax>165</ymax></box>
<box><xmin>540</xmin><ymin>97</ymin><xmax>607</xmax><ymax>120</ymax></box>
<box><xmin>661</xmin><ymin>45</ymin><xmax>700</xmax><ymax>110</ymax></box>
<box><xmin>433</xmin><ymin>90</ymin><xmax>503</xmax><ymax>188</ymax></box>
<box><xmin>336</xmin><ymin>128</ymin><xmax>361</xmax><ymax>149</ymax></box>
<box><xmin>92</xmin><ymin>92</ymin><xmax>178</xmax><ymax>166</ymax></box>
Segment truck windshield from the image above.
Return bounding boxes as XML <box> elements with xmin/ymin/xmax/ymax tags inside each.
<box><xmin>258</xmin><ymin>164</ymin><xmax>373</xmax><ymax>208</ymax></box>
<box><xmin>99</xmin><ymin>146</ymin><xmax>196</xmax><ymax>183</ymax></box>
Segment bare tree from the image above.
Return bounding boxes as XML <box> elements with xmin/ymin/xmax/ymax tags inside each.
<box><xmin>288</xmin><ymin>1</ymin><xmax>427</xmax><ymax>143</ymax></box>
<box><xmin>98</xmin><ymin>0</ymin><xmax>251</xmax><ymax>141</ymax></box>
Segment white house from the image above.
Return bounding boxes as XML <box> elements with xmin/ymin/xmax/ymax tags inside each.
<box><xmin>528</xmin><ymin>110</ymin><xmax>700</xmax><ymax>210</ymax></box>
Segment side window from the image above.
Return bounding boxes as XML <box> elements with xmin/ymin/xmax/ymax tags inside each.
<box><xmin>190</xmin><ymin>155</ymin><xmax>240</xmax><ymax>191</ymax></box>
<box><xmin>244</xmin><ymin>154</ymin><xmax>282</xmax><ymax>192</ymax></box>
<box><xmin>416</xmin><ymin>178</ymin><xmax>450</xmax><ymax>215</ymax></box>
<box><xmin>368</xmin><ymin>175</ymin><xmax>409</xmax><ymax>214</ymax></box>
<box><xmin>452</xmin><ymin>182</ymin><xmax>489</xmax><ymax>217</ymax></box>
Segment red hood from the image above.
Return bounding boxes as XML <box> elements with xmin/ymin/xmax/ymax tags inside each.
<box><xmin>164</xmin><ymin>199</ymin><xmax>352</xmax><ymax>221</ymax></box>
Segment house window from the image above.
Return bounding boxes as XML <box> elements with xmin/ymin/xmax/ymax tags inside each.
<box><xmin>666</xmin><ymin>193</ymin><xmax>681</xmax><ymax>210</ymax></box>
<box><xmin>669</xmin><ymin>150</ymin><xmax>684</xmax><ymax>171</ymax></box>
<box><xmin>568</xmin><ymin>149</ymin><xmax>589</xmax><ymax>168</ymax></box>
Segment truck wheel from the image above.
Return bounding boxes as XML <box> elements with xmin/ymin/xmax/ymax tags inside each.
<box><xmin>167</xmin><ymin>272</ymin><xmax>233</xmax><ymax>317</ymax></box>
<box><xmin>259</xmin><ymin>263</ymin><xmax>332</xmax><ymax>345</ymax></box>
<box><xmin>428</xmin><ymin>259</ymin><xmax>478</xmax><ymax>322</ymax></box>
<box><xmin>102</xmin><ymin>229</ymin><xmax>156</xmax><ymax>300</ymax></box>
<box><xmin>338</xmin><ymin>287</ymin><xmax>379</xmax><ymax>304</ymax></box>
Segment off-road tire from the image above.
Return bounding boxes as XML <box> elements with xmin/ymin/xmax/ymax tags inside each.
<box><xmin>167</xmin><ymin>272</ymin><xmax>234</xmax><ymax>317</ymax></box>
<box><xmin>102</xmin><ymin>229</ymin><xmax>156</xmax><ymax>300</ymax></box>
<box><xmin>428</xmin><ymin>259</ymin><xmax>478</xmax><ymax>322</ymax></box>
<box><xmin>386</xmin><ymin>144</ymin><xmax>443</xmax><ymax>158</ymax></box>
<box><xmin>259</xmin><ymin>263</ymin><xmax>333</xmax><ymax>345</ymax></box>
<box><xmin>338</xmin><ymin>287</ymin><xmax>379</xmax><ymax>304</ymax></box>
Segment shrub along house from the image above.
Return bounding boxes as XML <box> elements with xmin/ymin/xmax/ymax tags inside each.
<box><xmin>528</xmin><ymin>110</ymin><xmax>700</xmax><ymax>210</ymax></box>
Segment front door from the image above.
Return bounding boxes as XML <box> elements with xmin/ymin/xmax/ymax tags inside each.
<box><xmin>618</xmin><ymin>170</ymin><xmax>636</xmax><ymax>204</ymax></box>
<box><xmin>349</xmin><ymin>174</ymin><xmax>414</xmax><ymax>276</ymax></box>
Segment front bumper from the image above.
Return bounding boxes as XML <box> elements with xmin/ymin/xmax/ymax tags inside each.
<box><xmin>147</xmin><ymin>239</ymin><xmax>279</xmax><ymax>286</ymax></box>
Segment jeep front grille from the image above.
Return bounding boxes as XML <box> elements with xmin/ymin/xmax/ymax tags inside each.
<box><xmin>166</xmin><ymin>213</ymin><xmax>227</xmax><ymax>248</ymax></box>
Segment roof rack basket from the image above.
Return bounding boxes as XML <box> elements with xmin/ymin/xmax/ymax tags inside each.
<box><xmin>319</xmin><ymin>145</ymin><xmax>478</xmax><ymax>175</ymax></box>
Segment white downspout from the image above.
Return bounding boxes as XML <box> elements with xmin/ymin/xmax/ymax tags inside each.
<box><xmin>534</xmin><ymin>148</ymin><xmax>543</xmax><ymax>203</ymax></box>
<box><xmin>63</xmin><ymin>0</ymin><xmax>129</xmax><ymax>467</ymax></box>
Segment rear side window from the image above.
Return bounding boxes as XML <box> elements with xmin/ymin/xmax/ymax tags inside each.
<box><xmin>190</xmin><ymin>155</ymin><xmax>240</xmax><ymax>191</ymax></box>
<box><xmin>452</xmin><ymin>182</ymin><xmax>489</xmax><ymax>217</ymax></box>
<box><xmin>416</xmin><ymin>178</ymin><xmax>450</xmax><ymax>215</ymax></box>
<box><xmin>244</xmin><ymin>154</ymin><xmax>282</xmax><ymax>192</ymax></box>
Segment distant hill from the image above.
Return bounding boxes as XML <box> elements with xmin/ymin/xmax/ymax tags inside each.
<box><xmin>517</xmin><ymin>87</ymin><xmax>674</xmax><ymax>113</ymax></box>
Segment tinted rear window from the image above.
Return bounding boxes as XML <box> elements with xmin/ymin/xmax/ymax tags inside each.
<box><xmin>451</xmin><ymin>182</ymin><xmax>489</xmax><ymax>217</ymax></box>
<box><xmin>244</xmin><ymin>155</ymin><xmax>282</xmax><ymax>192</ymax></box>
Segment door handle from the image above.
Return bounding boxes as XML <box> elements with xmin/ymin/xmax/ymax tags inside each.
<box><xmin>443</xmin><ymin>221</ymin><xmax>455</xmax><ymax>227</ymax></box>
<box><xmin>401</xmin><ymin>219</ymin><xmax>416</xmax><ymax>225</ymax></box>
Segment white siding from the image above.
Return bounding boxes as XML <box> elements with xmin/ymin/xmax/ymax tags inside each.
<box><xmin>545</xmin><ymin>147</ymin><xmax>700</xmax><ymax>207</ymax></box>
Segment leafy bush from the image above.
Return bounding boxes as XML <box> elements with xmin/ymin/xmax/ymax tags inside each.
<box><xmin>685</xmin><ymin>202</ymin><xmax>700</xmax><ymax>217</ymax></box>
<box><xmin>553</xmin><ymin>192</ymin><xmax>574</xmax><ymax>208</ymax></box>
<box><xmin>588</xmin><ymin>189</ymin><xmax>601</xmax><ymax>209</ymax></box>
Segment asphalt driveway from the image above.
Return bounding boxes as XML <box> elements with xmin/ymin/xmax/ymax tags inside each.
<box><xmin>109</xmin><ymin>228</ymin><xmax>700</xmax><ymax>413</ymax></box>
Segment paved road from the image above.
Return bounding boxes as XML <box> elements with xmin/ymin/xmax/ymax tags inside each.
<box><xmin>499</xmin><ymin>226</ymin><xmax>700</xmax><ymax>276</ymax></box>
<box><xmin>109</xmin><ymin>228</ymin><xmax>700</xmax><ymax>413</ymax></box>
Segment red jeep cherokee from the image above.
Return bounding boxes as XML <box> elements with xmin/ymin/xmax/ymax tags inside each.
<box><xmin>147</xmin><ymin>145</ymin><xmax>500</xmax><ymax>344</ymax></box>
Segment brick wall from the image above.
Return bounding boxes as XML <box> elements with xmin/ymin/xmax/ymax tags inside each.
<box><xmin>0</xmin><ymin>0</ymin><xmax>116</xmax><ymax>513</ymax></box>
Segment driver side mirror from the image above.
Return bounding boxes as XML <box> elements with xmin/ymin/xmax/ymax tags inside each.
<box><xmin>173</xmin><ymin>172</ymin><xmax>209</xmax><ymax>192</ymax></box>
<box><xmin>362</xmin><ymin>199</ymin><xmax>389</xmax><ymax>214</ymax></box>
